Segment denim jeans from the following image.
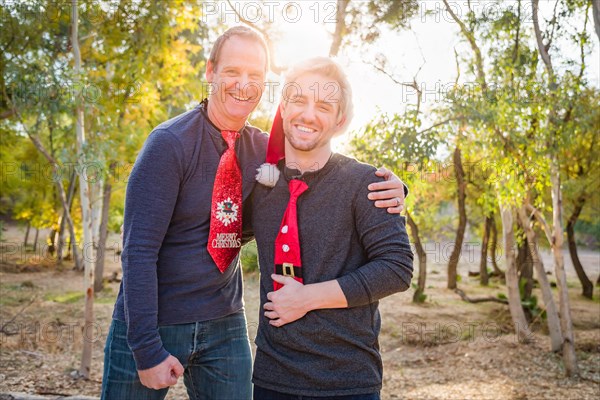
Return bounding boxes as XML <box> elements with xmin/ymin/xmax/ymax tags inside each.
<box><xmin>253</xmin><ymin>386</ymin><xmax>380</xmax><ymax>400</ymax></box>
<box><xmin>101</xmin><ymin>311</ymin><xmax>252</xmax><ymax>400</ymax></box>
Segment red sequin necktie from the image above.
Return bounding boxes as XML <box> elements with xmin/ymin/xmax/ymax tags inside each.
<box><xmin>208</xmin><ymin>130</ymin><xmax>243</xmax><ymax>273</ymax></box>
<box><xmin>273</xmin><ymin>179</ymin><xmax>308</xmax><ymax>290</ymax></box>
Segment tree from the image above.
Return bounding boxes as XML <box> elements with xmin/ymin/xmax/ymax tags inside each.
<box><xmin>440</xmin><ymin>0</ymin><xmax>594</xmax><ymax>374</ymax></box>
<box><xmin>2</xmin><ymin>0</ymin><xmax>213</xmax><ymax>378</ymax></box>
<box><xmin>350</xmin><ymin>101</ymin><xmax>443</xmax><ymax>304</ymax></box>
<box><xmin>562</xmin><ymin>88</ymin><xmax>600</xmax><ymax>299</ymax></box>
<box><xmin>446</xmin><ymin>144</ymin><xmax>467</xmax><ymax>289</ymax></box>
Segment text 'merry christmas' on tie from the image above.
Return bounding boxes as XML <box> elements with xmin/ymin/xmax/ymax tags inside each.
<box><xmin>208</xmin><ymin>130</ymin><xmax>242</xmax><ymax>273</ymax></box>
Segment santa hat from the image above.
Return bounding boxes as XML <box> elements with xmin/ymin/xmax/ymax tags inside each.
<box><xmin>255</xmin><ymin>105</ymin><xmax>285</xmax><ymax>187</ymax></box>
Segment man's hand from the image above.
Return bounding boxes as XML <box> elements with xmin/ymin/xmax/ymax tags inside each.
<box><xmin>368</xmin><ymin>167</ymin><xmax>406</xmax><ymax>214</ymax></box>
<box><xmin>264</xmin><ymin>275</ymin><xmax>309</xmax><ymax>327</ymax></box>
<box><xmin>264</xmin><ymin>275</ymin><xmax>348</xmax><ymax>327</ymax></box>
<box><xmin>138</xmin><ymin>354</ymin><xmax>184</xmax><ymax>390</ymax></box>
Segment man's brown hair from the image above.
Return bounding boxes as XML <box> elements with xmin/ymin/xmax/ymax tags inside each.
<box><xmin>209</xmin><ymin>26</ymin><xmax>270</xmax><ymax>72</ymax></box>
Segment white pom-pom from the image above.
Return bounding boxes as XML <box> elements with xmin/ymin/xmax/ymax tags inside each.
<box><xmin>256</xmin><ymin>163</ymin><xmax>280</xmax><ymax>187</ymax></box>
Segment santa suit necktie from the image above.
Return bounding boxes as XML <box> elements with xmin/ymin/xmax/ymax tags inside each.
<box><xmin>273</xmin><ymin>179</ymin><xmax>308</xmax><ymax>290</ymax></box>
<box><xmin>208</xmin><ymin>130</ymin><xmax>242</xmax><ymax>273</ymax></box>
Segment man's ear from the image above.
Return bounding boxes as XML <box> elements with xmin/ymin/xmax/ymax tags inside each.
<box><xmin>336</xmin><ymin>114</ymin><xmax>346</xmax><ymax>129</ymax></box>
<box><xmin>279</xmin><ymin>101</ymin><xmax>288</xmax><ymax>115</ymax></box>
<box><xmin>205</xmin><ymin>60</ymin><xmax>215</xmax><ymax>83</ymax></box>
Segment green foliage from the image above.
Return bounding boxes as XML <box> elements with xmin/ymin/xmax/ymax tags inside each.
<box><xmin>574</xmin><ymin>220</ymin><xmax>600</xmax><ymax>248</ymax></box>
<box><xmin>519</xmin><ymin>277</ymin><xmax>544</xmax><ymax>320</ymax></box>
<box><xmin>348</xmin><ymin>109</ymin><xmax>450</xmax><ymax>245</ymax></box>
<box><xmin>415</xmin><ymin>293</ymin><xmax>427</xmax><ymax>303</ymax></box>
<box><xmin>1</xmin><ymin>1</ymin><xmax>214</xmax><ymax>238</ymax></box>
<box><xmin>411</xmin><ymin>283</ymin><xmax>427</xmax><ymax>303</ymax></box>
<box><xmin>342</xmin><ymin>1</ymin><xmax>420</xmax><ymax>45</ymax></box>
<box><xmin>240</xmin><ymin>241</ymin><xmax>259</xmax><ymax>273</ymax></box>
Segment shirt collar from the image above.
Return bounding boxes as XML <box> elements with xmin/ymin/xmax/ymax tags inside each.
<box><xmin>279</xmin><ymin>153</ymin><xmax>343</xmax><ymax>186</ymax></box>
<box><xmin>200</xmin><ymin>98</ymin><xmax>247</xmax><ymax>155</ymax></box>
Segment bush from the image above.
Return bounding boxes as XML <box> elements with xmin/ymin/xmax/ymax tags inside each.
<box><xmin>240</xmin><ymin>240</ymin><xmax>259</xmax><ymax>273</ymax></box>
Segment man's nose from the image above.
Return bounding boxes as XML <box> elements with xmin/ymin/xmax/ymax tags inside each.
<box><xmin>239</xmin><ymin>74</ymin><xmax>261</xmax><ymax>99</ymax></box>
<box><xmin>301</xmin><ymin>104</ymin><xmax>317</xmax><ymax>121</ymax></box>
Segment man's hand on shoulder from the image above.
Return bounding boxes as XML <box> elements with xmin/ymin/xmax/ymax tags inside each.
<box><xmin>138</xmin><ymin>354</ymin><xmax>184</xmax><ymax>390</ymax></box>
<box><xmin>368</xmin><ymin>167</ymin><xmax>407</xmax><ymax>214</ymax></box>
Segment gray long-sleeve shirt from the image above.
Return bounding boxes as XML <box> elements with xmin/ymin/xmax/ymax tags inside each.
<box><xmin>251</xmin><ymin>153</ymin><xmax>414</xmax><ymax>396</ymax></box>
<box><xmin>113</xmin><ymin>102</ymin><xmax>267</xmax><ymax>370</ymax></box>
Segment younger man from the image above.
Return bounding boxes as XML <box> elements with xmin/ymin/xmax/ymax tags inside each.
<box><xmin>251</xmin><ymin>58</ymin><xmax>414</xmax><ymax>399</ymax></box>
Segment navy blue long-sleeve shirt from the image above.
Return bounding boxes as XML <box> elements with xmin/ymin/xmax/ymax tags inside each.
<box><xmin>112</xmin><ymin>102</ymin><xmax>267</xmax><ymax>370</ymax></box>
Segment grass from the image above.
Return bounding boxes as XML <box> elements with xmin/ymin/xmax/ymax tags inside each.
<box><xmin>95</xmin><ymin>286</ymin><xmax>117</xmax><ymax>304</ymax></box>
<box><xmin>0</xmin><ymin>282</ymin><xmax>36</xmax><ymax>306</ymax></box>
<box><xmin>44</xmin><ymin>291</ymin><xmax>85</xmax><ymax>304</ymax></box>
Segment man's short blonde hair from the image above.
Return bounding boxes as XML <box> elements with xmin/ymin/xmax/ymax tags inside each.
<box><xmin>283</xmin><ymin>57</ymin><xmax>354</xmax><ymax>134</ymax></box>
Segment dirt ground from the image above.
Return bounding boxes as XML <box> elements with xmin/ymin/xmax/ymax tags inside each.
<box><xmin>1</xmin><ymin>223</ymin><xmax>599</xmax><ymax>399</ymax></box>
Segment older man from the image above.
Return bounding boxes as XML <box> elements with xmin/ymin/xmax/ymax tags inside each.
<box><xmin>251</xmin><ymin>58</ymin><xmax>414</xmax><ymax>399</ymax></box>
<box><xmin>102</xmin><ymin>27</ymin><xmax>407</xmax><ymax>400</ymax></box>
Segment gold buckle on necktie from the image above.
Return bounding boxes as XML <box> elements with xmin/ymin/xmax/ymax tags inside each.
<box><xmin>282</xmin><ymin>262</ymin><xmax>295</xmax><ymax>278</ymax></box>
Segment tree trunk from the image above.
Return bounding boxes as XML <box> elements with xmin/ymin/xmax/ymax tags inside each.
<box><xmin>23</xmin><ymin>221</ymin><xmax>31</xmax><ymax>248</ymax></box>
<box><xmin>15</xmin><ymin>111</ymin><xmax>81</xmax><ymax>272</ymax></box>
<box><xmin>32</xmin><ymin>228</ymin><xmax>39</xmax><ymax>252</ymax></box>
<box><xmin>566</xmin><ymin>194</ymin><xmax>593</xmax><ymax>299</ymax></box>
<box><xmin>479</xmin><ymin>216</ymin><xmax>491</xmax><ymax>285</ymax></box>
<box><xmin>447</xmin><ymin>146</ymin><xmax>467</xmax><ymax>289</ymax></box>
<box><xmin>70</xmin><ymin>216</ymin><xmax>82</xmax><ymax>271</ymax></box>
<box><xmin>94</xmin><ymin>177</ymin><xmax>112</xmax><ymax>293</ymax></box>
<box><xmin>489</xmin><ymin>214</ymin><xmax>502</xmax><ymax>276</ymax></box>
<box><xmin>516</xmin><ymin>223</ymin><xmax>534</xmax><ymax>303</ymax></box>
<box><xmin>91</xmin><ymin>179</ymin><xmax>104</xmax><ymax>243</ymax></box>
<box><xmin>48</xmin><ymin>229</ymin><xmax>57</xmax><ymax>256</ymax></box>
<box><xmin>72</xmin><ymin>0</ymin><xmax>95</xmax><ymax>380</ymax></box>
<box><xmin>66</xmin><ymin>234</ymin><xmax>73</xmax><ymax>260</ymax></box>
<box><xmin>57</xmin><ymin>169</ymin><xmax>77</xmax><ymax>263</ymax></box>
<box><xmin>499</xmin><ymin>204</ymin><xmax>533</xmax><ymax>343</ymax></box>
<box><xmin>592</xmin><ymin>0</ymin><xmax>600</xmax><ymax>42</ymax></box>
<box><xmin>549</xmin><ymin>159</ymin><xmax>578</xmax><ymax>376</ymax></box>
<box><xmin>329</xmin><ymin>0</ymin><xmax>350</xmax><ymax>57</ymax></box>
<box><xmin>517</xmin><ymin>206</ymin><xmax>563</xmax><ymax>352</ymax></box>
<box><xmin>531</xmin><ymin>2</ymin><xmax>578</xmax><ymax>374</ymax></box>
<box><xmin>406</xmin><ymin>211</ymin><xmax>426</xmax><ymax>303</ymax></box>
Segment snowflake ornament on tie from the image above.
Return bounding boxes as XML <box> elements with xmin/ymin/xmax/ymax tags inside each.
<box><xmin>215</xmin><ymin>198</ymin><xmax>239</xmax><ymax>226</ymax></box>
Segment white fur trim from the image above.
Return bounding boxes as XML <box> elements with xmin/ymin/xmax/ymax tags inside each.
<box><xmin>256</xmin><ymin>163</ymin><xmax>280</xmax><ymax>187</ymax></box>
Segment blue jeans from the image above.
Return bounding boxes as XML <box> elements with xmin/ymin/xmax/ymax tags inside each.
<box><xmin>253</xmin><ymin>386</ymin><xmax>380</xmax><ymax>400</ymax></box>
<box><xmin>101</xmin><ymin>311</ymin><xmax>252</xmax><ymax>400</ymax></box>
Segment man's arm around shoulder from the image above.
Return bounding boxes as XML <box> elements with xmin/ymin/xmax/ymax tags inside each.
<box><xmin>264</xmin><ymin>168</ymin><xmax>413</xmax><ymax>326</ymax></box>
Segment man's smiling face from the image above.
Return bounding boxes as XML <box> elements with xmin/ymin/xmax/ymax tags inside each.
<box><xmin>206</xmin><ymin>36</ymin><xmax>266</xmax><ymax>129</ymax></box>
<box><xmin>281</xmin><ymin>72</ymin><xmax>344</xmax><ymax>153</ymax></box>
